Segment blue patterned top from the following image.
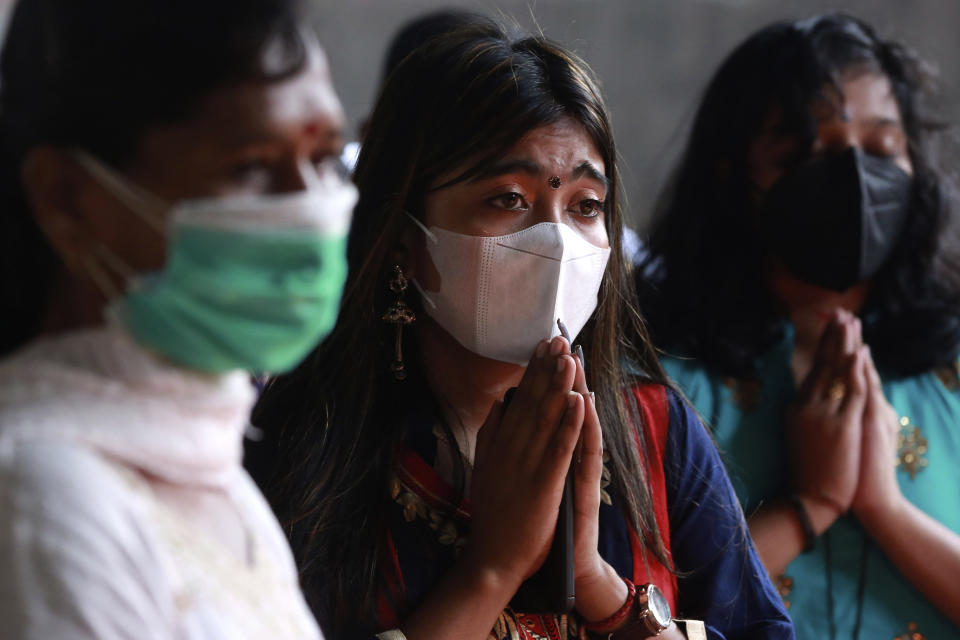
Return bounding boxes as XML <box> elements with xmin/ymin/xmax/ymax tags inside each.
<box><xmin>663</xmin><ymin>324</ymin><xmax>960</xmax><ymax>640</ymax></box>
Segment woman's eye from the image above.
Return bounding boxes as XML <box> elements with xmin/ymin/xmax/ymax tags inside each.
<box><xmin>488</xmin><ymin>192</ymin><xmax>527</xmax><ymax>211</ymax></box>
<box><xmin>227</xmin><ymin>160</ymin><xmax>272</xmax><ymax>190</ymax></box>
<box><xmin>230</xmin><ymin>159</ymin><xmax>268</xmax><ymax>177</ymax></box>
<box><xmin>865</xmin><ymin>133</ymin><xmax>906</xmax><ymax>159</ymax></box>
<box><xmin>575</xmin><ymin>199</ymin><xmax>604</xmax><ymax>218</ymax></box>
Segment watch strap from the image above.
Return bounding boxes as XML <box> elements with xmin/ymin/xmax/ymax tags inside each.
<box><xmin>582</xmin><ymin>581</ymin><xmax>672</xmax><ymax>639</ymax></box>
<box><xmin>675</xmin><ymin>619</ymin><xmax>707</xmax><ymax>640</ymax></box>
<box><xmin>581</xmin><ymin>577</ymin><xmax>637</xmax><ymax>636</ymax></box>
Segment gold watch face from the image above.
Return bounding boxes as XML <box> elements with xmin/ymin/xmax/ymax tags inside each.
<box><xmin>646</xmin><ymin>584</ymin><xmax>672</xmax><ymax>628</ymax></box>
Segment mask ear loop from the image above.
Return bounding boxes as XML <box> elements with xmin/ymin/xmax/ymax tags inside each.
<box><xmin>82</xmin><ymin>244</ymin><xmax>138</xmax><ymax>302</ymax></box>
<box><xmin>402</xmin><ymin>211</ymin><xmax>438</xmax><ymax>310</ymax></box>
<box><xmin>83</xmin><ymin>253</ymin><xmax>121</xmax><ymax>302</ymax></box>
<box><xmin>72</xmin><ymin>150</ymin><xmax>168</xmax><ymax>235</ymax></box>
<box><xmin>297</xmin><ymin>157</ymin><xmax>325</xmax><ymax>191</ymax></box>
<box><xmin>403</xmin><ymin>210</ymin><xmax>438</xmax><ymax>245</ymax></box>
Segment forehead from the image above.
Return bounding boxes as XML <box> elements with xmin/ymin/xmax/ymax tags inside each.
<box><xmin>837</xmin><ymin>71</ymin><xmax>900</xmax><ymax>119</ymax></box>
<box><xmin>184</xmin><ymin>41</ymin><xmax>340</xmax><ymax>144</ymax></box>
<box><xmin>755</xmin><ymin>72</ymin><xmax>902</xmax><ymax>144</ymax></box>
<box><xmin>261</xmin><ymin>42</ymin><xmax>340</xmax><ymax>124</ymax></box>
<box><xmin>810</xmin><ymin>71</ymin><xmax>900</xmax><ymax>121</ymax></box>
<box><xmin>503</xmin><ymin>118</ymin><xmax>605</xmax><ymax>173</ymax></box>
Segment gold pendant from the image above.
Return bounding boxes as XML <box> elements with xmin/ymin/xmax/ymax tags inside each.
<box><xmin>774</xmin><ymin>574</ymin><xmax>793</xmax><ymax>609</ymax></box>
<box><xmin>894</xmin><ymin>621</ymin><xmax>927</xmax><ymax>640</ymax></box>
<box><xmin>897</xmin><ymin>417</ymin><xmax>929</xmax><ymax>480</ymax></box>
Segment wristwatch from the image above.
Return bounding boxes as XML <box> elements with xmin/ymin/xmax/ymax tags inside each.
<box><xmin>636</xmin><ymin>583</ymin><xmax>672</xmax><ymax>635</ymax></box>
<box><xmin>585</xmin><ymin>581</ymin><xmax>682</xmax><ymax>639</ymax></box>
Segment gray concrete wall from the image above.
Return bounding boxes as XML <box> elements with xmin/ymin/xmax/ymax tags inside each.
<box><xmin>309</xmin><ymin>0</ymin><xmax>960</xmax><ymax>227</ymax></box>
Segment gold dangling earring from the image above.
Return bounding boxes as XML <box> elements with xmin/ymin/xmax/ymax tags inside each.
<box><xmin>381</xmin><ymin>265</ymin><xmax>416</xmax><ymax>380</ymax></box>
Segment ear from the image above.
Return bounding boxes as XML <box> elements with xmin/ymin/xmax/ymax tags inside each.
<box><xmin>390</xmin><ymin>221</ymin><xmax>417</xmax><ymax>280</ymax></box>
<box><xmin>20</xmin><ymin>147</ymin><xmax>100</xmax><ymax>276</ymax></box>
<box><xmin>394</xmin><ymin>213</ymin><xmax>441</xmax><ymax>290</ymax></box>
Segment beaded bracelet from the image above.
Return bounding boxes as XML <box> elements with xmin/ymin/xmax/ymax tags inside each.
<box><xmin>581</xmin><ymin>577</ymin><xmax>637</xmax><ymax>636</ymax></box>
<box><xmin>788</xmin><ymin>493</ymin><xmax>817</xmax><ymax>553</ymax></box>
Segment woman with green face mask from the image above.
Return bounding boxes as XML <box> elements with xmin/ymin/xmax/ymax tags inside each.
<box><xmin>0</xmin><ymin>0</ymin><xmax>353</xmax><ymax>637</ymax></box>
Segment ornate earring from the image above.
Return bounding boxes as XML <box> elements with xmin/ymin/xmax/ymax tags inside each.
<box><xmin>381</xmin><ymin>265</ymin><xmax>416</xmax><ymax>380</ymax></box>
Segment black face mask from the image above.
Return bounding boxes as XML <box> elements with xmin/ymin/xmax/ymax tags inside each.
<box><xmin>762</xmin><ymin>147</ymin><xmax>913</xmax><ymax>292</ymax></box>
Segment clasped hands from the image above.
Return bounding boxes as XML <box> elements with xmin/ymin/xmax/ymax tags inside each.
<box><xmin>464</xmin><ymin>335</ymin><xmax>632</xmax><ymax>627</ymax></box>
<box><xmin>787</xmin><ymin>309</ymin><xmax>903</xmax><ymax>531</ymax></box>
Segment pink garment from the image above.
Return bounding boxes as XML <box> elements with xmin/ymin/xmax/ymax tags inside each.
<box><xmin>0</xmin><ymin>325</ymin><xmax>322</xmax><ymax>639</ymax></box>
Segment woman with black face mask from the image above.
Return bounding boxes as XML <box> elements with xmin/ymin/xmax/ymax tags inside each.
<box><xmin>636</xmin><ymin>13</ymin><xmax>960</xmax><ymax>640</ymax></box>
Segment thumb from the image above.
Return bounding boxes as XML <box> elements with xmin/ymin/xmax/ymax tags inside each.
<box><xmin>838</xmin><ymin>347</ymin><xmax>868</xmax><ymax>420</ymax></box>
<box><xmin>864</xmin><ymin>346</ymin><xmax>884</xmax><ymax>395</ymax></box>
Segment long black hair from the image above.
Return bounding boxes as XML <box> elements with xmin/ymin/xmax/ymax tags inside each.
<box><xmin>637</xmin><ymin>13</ymin><xmax>960</xmax><ymax>379</ymax></box>
<box><xmin>0</xmin><ymin>0</ymin><xmax>308</xmax><ymax>354</ymax></box>
<box><xmin>251</xmin><ymin>18</ymin><xmax>671</xmax><ymax>634</ymax></box>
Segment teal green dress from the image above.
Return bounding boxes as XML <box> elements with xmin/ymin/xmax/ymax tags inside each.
<box><xmin>663</xmin><ymin>324</ymin><xmax>960</xmax><ymax>640</ymax></box>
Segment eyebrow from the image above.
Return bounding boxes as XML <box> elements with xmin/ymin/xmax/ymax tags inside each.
<box><xmin>471</xmin><ymin>158</ymin><xmax>609</xmax><ymax>191</ymax></box>
<box><xmin>571</xmin><ymin>161</ymin><xmax>609</xmax><ymax>190</ymax></box>
<box><xmin>472</xmin><ymin>159</ymin><xmax>542</xmax><ymax>181</ymax></box>
<box><xmin>863</xmin><ymin>116</ymin><xmax>903</xmax><ymax>128</ymax></box>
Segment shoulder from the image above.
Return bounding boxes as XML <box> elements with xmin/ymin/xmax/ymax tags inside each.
<box><xmin>629</xmin><ymin>382</ymin><xmax>670</xmax><ymax>426</ymax></box>
<box><xmin>626</xmin><ymin>382</ymin><xmax>714</xmax><ymax>453</ymax></box>
<box><xmin>0</xmin><ymin>439</ymin><xmax>173</xmax><ymax>636</ymax></box>
<box><xmin>0</xmin><ymin>437</ymin><xmax>148</xmax><ymax>517</ymax></box>
<box><xmin>633</xmin><ymin>385</ymin><xmax>730</xmax><ymax>500</ymax></box>
<box><xmin>0</xmin><ymin>436</ymin><xmax>167</xmax><ymax>577</ymax></box>
<box><xmin>628</xmin><ymin>382</ymin><xmax>710</xmax><ymax>448</ymax></box>
<box><xmin>232</xmin><ymin>470</ymin><xmax>304</xmax><ymax>576</ymax></box>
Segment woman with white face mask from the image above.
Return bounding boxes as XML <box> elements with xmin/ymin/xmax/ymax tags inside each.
<box><xmin>0</xmin><ymin>0</ymin><xmax>355</xmax><ymax>637</ymax></box>
<box><xmin>249</xmin><ymin>18</ymin><xmax>793</xmax><ymax>640</ymax></box>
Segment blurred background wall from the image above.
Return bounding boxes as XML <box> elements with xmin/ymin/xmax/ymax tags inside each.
<box><xmin>309</xmin><ymin>0</ymin><xmax>960</xmax><ymax>229</ymax></box>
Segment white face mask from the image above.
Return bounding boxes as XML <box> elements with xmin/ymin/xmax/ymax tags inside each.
<box><xmin>408</xmin><ymin>214</ymin><xmax>611</xmax><ymax>365</ymax></box>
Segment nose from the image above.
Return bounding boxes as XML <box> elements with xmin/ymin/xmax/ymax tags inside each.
<box><xmin>530</xmin><ymin>195</ymin><xmax>565</xmax><ymax>226</ymax></box>
<box><xmin>273</xmin><ymin>159</ymin><xmax>316</xmax><ymax>193</ymax></box>
<box><xmin>273</xmin><ymin>116</ymin><xmax>346</xmax><ymax>194</ymax></box>
<box><xmin>813</xmin><ymin>119</ymin><xmax>859</xmax><ymax>155</ymax></box>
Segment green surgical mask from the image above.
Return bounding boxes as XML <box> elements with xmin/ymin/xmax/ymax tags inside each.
<box><xmin>74</xmin><ymin>152</ymin><xmax>357</xmax><ymax>374</ymax></box>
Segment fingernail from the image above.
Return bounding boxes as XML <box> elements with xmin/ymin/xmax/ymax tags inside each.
<box><xmin>567</xmin><ymin>392</ymin><xmax>579</xmax><ymax>409</ymax></box>
<box><xmin>575</xmin><ymin>344</ymin><xmax>586</xmax><ymax>367</ymax></box>
<box><xmin>536</xmin><ymin>340</ymin><xmax>548</xmax><ymax>358</ymax></box>
<box><xmin>556</xmin><ymin>356</ymin><xmax>567</xmax><ymax>373</ymax></box>
<box><xmin>589</xmin><ymin>391</ymin><xmax>596</xmax><ymax>404</ymax></box>
<box><xmin>557</xmin><ymin>319</ymin><xmax>571</xmax><ymax>341</ymax></box>
<box><xmin>550</xmin><ymin>337</ymin><xmax>564</xmax><ymax>356</ymax></box>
